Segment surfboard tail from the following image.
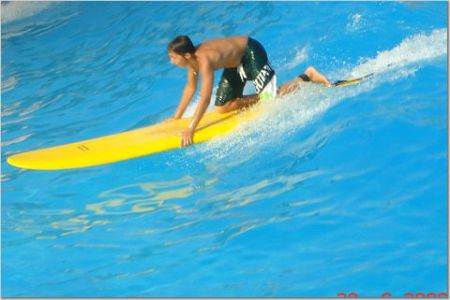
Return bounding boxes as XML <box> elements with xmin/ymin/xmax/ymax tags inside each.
<box><xmin>332</xmin><ymin>72</ymin><xmax>374</xmax><ymax>87</ymax></box>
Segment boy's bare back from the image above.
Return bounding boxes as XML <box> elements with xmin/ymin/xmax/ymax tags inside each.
<box><xmin>196</xmin><ymin>36</ymin><xmax>248</xmax><ymax>69</ymax></box>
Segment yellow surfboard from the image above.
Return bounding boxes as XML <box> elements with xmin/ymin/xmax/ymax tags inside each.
<box><xmin>7</xmin><ymin>108</ymin><xmax>260</xmax><ymax>170</ymax></box>
<box><xmin>7</xmin><ymin>76</ymin><xmax>368</xmax><ymax>171</ymax></box>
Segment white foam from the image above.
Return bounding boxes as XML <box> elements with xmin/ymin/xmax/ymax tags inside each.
<box><xmin>284</xmin><ymin>46</ymin><xmax>309</xmax><ymax>70</ymax></box>
<box><xmin>350</xmin><ymin>28</ymin><xmax>447</xmax><ymax>78</ymax></box>
<box><xmin>198</xmin><ymin>29</ymin><xmax>447</xmax><ymax>162</ymax></box>
<box><xmin>1</xmin><ymin>1</ymin><xmax>56</xmax><ymax>25</ymax></box>
<box><xmin>346</xmin><ymin>14</ymin><xmax>364</xmax><ymax>32</ymax></box>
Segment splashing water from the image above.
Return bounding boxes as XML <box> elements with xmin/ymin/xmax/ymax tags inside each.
<box><xmin>200</xmin><ymin>28</ymin><xmax>447</xmax><ymax>162</ymax></box>
<box><xmin>284</xmin><ymin>46</ymin><xmax>310</xmax><ymax>71</ymax></box>
<box><xmin>351</xmin><ymin>28</ymin><xmax>447</xmax><ymax>77</ymax></box>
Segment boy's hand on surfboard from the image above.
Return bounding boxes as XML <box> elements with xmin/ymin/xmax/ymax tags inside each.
<box><xmin>181</xmin><ymin>127</ymin><xmax>194</xmax><ymax>147</ymax></box>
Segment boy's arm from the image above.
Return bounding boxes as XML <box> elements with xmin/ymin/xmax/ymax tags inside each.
<box><xmin>180</xmin><ymin>59</ymin><xmax>214</xmax><ymax>147</ymax></box>
<box><xmin>173</xmin><ymin>67</ymin><xmax>198</xmax><ymax>119</ymax></box>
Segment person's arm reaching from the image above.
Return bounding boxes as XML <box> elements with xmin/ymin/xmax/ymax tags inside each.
<box><xmin>180</xmin><ymin>58</ymin><xmax>214</xmax><ymax>147</ymax></box>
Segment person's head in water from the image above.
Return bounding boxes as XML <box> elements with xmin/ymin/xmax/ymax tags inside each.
<box><xmin>168</xmin><ymin>35</ymin><xmax>196</xmax><ymax>68</ymax></box>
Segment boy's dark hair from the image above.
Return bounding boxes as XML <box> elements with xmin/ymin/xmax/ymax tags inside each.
<box><xmin>168</xmin><ymin>35</ymin><xmax>196</xmax><ymax>55</ymax></box>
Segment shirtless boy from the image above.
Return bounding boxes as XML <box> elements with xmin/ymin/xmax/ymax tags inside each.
<box><xmin>167</xmin><ymin>35</ymin><xmax>329</xmax><ymax>147</ymax></box>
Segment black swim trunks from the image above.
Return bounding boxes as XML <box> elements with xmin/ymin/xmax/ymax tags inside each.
<box><xmin>298</xmin><ymin>73</ymin><xmax>311</xmax><ymax>82</ymax></box>
<box><xmin>215</xmin><ymin>37</ymin><xmax>277</xmax><ymax>106</ymax></box>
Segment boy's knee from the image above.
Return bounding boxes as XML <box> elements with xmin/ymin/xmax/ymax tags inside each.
<box><xmin>215</xmin><ymin>105</ymin><xmax>229</xmax><ymax>114</ymax></box>
<box><xmin>305</xmin><ymin>66</ymin><xmax>316</xmax><ymax>75</ymax></box>
<box><xmin>216</xmin><ymin>99</ymin><xmax>238</xmax><ymax>113</ymax></box>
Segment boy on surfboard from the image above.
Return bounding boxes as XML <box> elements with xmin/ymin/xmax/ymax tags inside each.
<box><xmin>167</xmin><ymin>35</ymin><xmax>330</xmax><ymax>147</ymax></box>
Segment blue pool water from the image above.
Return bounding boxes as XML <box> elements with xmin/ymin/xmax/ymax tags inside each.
<box><xmin>1</xmin><ymin>1</ymin><xmax>448</xmax><ymax>297</ymax></box>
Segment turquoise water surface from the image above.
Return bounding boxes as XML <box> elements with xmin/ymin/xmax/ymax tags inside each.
<box><xmin>1</xmin><ymin>1</ymin><xmax>448</xmax><ymax>297</ymax></box>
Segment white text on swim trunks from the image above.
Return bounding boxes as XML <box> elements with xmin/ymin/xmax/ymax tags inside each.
<box><xmin>254</xmin><ymin>64</ymin><xmax>274</xmax><ymax>94</ymax></box>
